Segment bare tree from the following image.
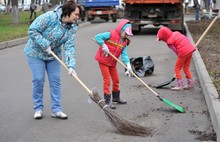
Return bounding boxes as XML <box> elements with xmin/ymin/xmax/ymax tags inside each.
<box><xmin>11</xmin><ymin>0</ymin><xmax>19</xmax><ymax>24</ymax></box>
<box><xmin>21</xmin><ymin>0</ymin><xmax>24</xmax><ymax>10</ymax></box>
<box><xmin>50</xmin><ymin>0</ymin><xmax>60</xmax><ymax>7</ymax></box>
<box><xmin>4</xmin><ymin>0</ymin><xmax>11</xmax><ymax>13</ymax></box>
<box><xmin>63</xmin><ymin>0</ymin><xmax>68</xmax><ymax>4</ymax></box>
<box><xmin>31</xmin><ymin>0</ymin><xmax>35</xmax><ymax>4</ymax></box>
<box><xmin>203</xmin><ymin>0</ymin><xmax>210</xmax><ymax>10</ymax></box>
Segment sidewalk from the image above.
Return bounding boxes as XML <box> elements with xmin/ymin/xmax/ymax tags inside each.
<box><xmin>0</xmin><ymin>18</ymin><xmax>219</xmax><ymax>142</ymax></box>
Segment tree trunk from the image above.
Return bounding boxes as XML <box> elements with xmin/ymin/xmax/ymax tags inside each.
<box><xmin>203</xmin><ymin>0</ymin><xmax>208</xmax><ymax>10</ymax></box>
<box><xmin>50</xmin><ymin>0</ymin><xmax>60</xmax><ymax>7</ymax></box>
<box><xmin>64</xmin><ymin>0</ymin><xmax>68</xmax><ymax>4</ymax></box>
<box><xmin>12</xmin><ymin>0</ymin><xmax>19</xmax><ymax>24</ymax></box>
<box><xmin>5</xmin><ymin>0</ymin><xmax>11</xmax><ymax>13</ymax></box>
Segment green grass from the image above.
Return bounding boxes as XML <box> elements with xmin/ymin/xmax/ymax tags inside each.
<box><xmin>0</xmin><ymin>11</ymin><xmax>43</xmax><ymax>42</ymax></box>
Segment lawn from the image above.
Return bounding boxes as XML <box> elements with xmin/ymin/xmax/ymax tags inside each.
<box><xmin>186</xmin><ymin>18</ymin><xmax>220</xmax><ymax>96</ymax></box>
<box><xmin>0</xmin><ymin>11</ymin><xmax>43</xmax><ymax>42</ymax></box>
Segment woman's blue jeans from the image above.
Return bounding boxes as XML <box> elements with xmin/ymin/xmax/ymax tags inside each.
<box><xmin>26</xmin><ymin>55</ymin><xmax>62</xmax><ymax>113</ymax></box>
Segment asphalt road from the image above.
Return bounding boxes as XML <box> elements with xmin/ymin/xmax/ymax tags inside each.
<box><xmin>0</xmin><ymin>18</ymin><xmax>216</xmax><ymax>142</ymax></box>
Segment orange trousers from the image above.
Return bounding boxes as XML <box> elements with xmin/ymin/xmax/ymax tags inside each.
<box><xmin>98</xmin><ymin>62</ymin><xmax>119</xmax><ymax>94</ymax></box>
<box><xmin>175</xmin><ymin>52</ymin><xmax>193</xmax><ymax>80</ymax></box>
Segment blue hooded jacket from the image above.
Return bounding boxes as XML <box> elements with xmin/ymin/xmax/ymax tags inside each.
<box><xmin>24</xmin><ymin>6</ymin><xmax>78</xmax><ymax>69</ymax></box>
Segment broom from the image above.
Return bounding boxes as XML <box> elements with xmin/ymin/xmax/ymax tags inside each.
<box><xmin>155</xmin><ymin>16</ymin><xmax>218</xmax><ymax>89</ymax></box>
<box><xmin>92</xmin><ymin>38</ymin><xmax>185</xmax><ymax>113</ymax></box>
<box><xmin>50</xmin><ymin>51</ymin><xmax>154</xmax><ymax>136</ymax></box>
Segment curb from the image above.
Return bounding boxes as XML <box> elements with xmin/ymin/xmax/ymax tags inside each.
<box><xmin>0</xmin><ymin>37</ymin><xmax>28</xmax><ymax>50</ymax></box>
<box><xmin>185</xmin><ymin>22</ymin><xmax>220</xmax><ymax>142</ymax></box>
<box><xmin>0</xmin><ymin>21</ymin><xmax>90</xmax><ymax>50</ymax></box>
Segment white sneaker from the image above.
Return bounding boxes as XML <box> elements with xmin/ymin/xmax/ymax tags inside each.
<box><xmin>34</xmin><ymin>110</ymin><xmax>43</xmax><ymax>119</ymax></box>
<box><xmin>171</xmin><ymin>86</ymin><xmax>184</xmax><ymax>91</ymax></box>
<box><xmin>51</xmin><ymin>111</ymin><xmax>68</xmax><ymax>119</ymax></box>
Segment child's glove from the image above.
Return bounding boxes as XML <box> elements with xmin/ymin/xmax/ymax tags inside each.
<box><xmin>102</xmin><ymin>44</ymin><xmax>109</xmax><ymax>57</ymax></box>
<box><xmin>125</xmin><ymin>70</ymin><xmax>131</xmax><ymax>77</ymax></box>
<box><xmin>68</xmin><ymin>68</ymin><xmax>77</xmax><ymax>77</ymax></box>
<box><xmin>125</xmin><ymin>63</ymin><xmax>132</xmax><ymax>77</ymax></box>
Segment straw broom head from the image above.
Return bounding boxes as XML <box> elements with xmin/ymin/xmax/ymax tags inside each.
<box><xmin>90</xmin><ymin>88</ymin><xmax>154</xmax><ymax>137</ymax></box>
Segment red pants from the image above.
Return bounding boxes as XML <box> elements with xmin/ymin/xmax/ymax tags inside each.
<box><xmin>175</xmin><ymin>52</ymin><xmax>193</xmax><ymax>80</ymax></box>
<box><xmin>98</xmin><ymin>62</ymin><xmax>119</xmax><ymax>94</ymax></box>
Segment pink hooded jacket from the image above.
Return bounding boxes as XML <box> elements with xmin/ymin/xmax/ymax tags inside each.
<box><xmin>157</xmin><ymin>27</ymin><xmax>196</xmax><ymax>58</ymax></box>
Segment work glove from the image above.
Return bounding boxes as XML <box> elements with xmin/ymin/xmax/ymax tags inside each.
<box><xmin>125</xmin><ymin>63</ymin><xmax>132</xmax><ymax>77</ymax></box>
<box><xmin>45</xmin><ymin>46</ymin><xmax>52</xmax><ymax>54</ymax></box>
<box><xmin>101</xmin><ymin>44</ymin><xmax>109</xmax><ymax>57</ymax></box>
<box><xmin>68</xmin><ymin>68</ymin><xmax>77</xmax><ymax>77</ymax></box>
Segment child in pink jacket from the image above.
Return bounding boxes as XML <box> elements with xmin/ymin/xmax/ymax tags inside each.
<box><xmin>157</xmin><ymin>26</ymin><xmax>196</xmax><ymax>91</ymax></box>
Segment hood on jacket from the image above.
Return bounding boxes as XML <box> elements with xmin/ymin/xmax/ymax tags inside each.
<box><xmin>157</xmin><ymin>26</ymin><xmax>172</xmax><ymax>42</ymax></box>
<box><xmin>53</xmin><ymin>6</ymin><xmax>62</xmax><ymax>21</ymax></box>
<box><xmin>114</xmin><ymin>19</ymin><xmax>132</xmax><ymax>36</ymax></box>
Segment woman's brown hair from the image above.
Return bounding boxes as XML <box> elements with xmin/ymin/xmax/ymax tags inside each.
<box><xmin>61</xmin><ymin>0</ymin><xmax>82</xmax><ymax>18</ymax></box>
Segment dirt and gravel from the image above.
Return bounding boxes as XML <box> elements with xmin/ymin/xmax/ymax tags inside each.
<box><xmin>186</xmin><ymin>18</ymin><xmax>220</xmax><ymax>98</ymax></box>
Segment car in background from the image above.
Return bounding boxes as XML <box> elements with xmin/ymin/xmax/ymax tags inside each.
<box><xmin>23</xmin><ymin>4</ymin><xmax>30</xmax><ymax>11</ymax></box>
<box><xmin>0</xmin><ymin>3</ymin><xmax>5</xmax><ymax>12</ymax></box>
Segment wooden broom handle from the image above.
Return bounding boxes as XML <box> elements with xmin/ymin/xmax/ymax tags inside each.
<box><xmin>50</xmin><ymin>51</ymin><xmax>94</xmax><ymax>97</ymax></box>
<box><xmin>194</xmin><ymin>16</ymin><xmax>218</xmax><ymax>47</ymax></box>
<box><xmin>92</xmin><ymin>38</ymin><xmax>160</xmax><ymax>97</ymax></box>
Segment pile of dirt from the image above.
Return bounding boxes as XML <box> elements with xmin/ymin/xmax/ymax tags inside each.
<box><xmin>186</xmin><ymin>18</ymin><xmax>220</xmax><ymax>97</ymax></box>
<box><xmin>189</xmin><ymin>129</ymin><xmax>216</xmax><ymax>141</ymax></box>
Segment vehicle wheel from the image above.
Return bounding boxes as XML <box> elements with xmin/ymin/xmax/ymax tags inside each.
<box><xmin>86</xmin><ymin>12</ymin><xmax>92</xmax><ymax>21</ymax></box>
<box><xmin>181</xmin><ymin>26</ymin><xmax>186</xmax><ymax>35</ymax></box>
<box><xmin>105</xmin><ymin>17</ymin><xmax>109</xmax><ymax>22</ymax></box>
<box><xmin>112</xmin><ymin>15</ymin><xmax>117</xmax><ymax>23</ymax></box>
<box><xmin>81</xmin><ymin>15</ymin><xmax>85</xmax><ymax>21</ymax></box>
<box><xmin>117</xmin><ymin>10</ymin><xmax>124</xmax><ymax>18</ymax></box>
<box><xmin>132</xmin><ymin>30</ymin><xmax>139</xmax><ymax>35</ymax></box>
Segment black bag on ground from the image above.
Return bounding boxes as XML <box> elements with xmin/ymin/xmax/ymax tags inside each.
<box><xmin>129</xmin><ymin>56</ymin><xmax>154</xmax><ymax>77</ymax></box>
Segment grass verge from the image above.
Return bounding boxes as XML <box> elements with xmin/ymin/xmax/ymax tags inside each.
<box><xmin>0</xmin><ymin>11</ymin><xmax>43</xmax><ymax>42</ymax></box>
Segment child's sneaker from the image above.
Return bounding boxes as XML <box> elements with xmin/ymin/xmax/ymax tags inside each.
<box><xmin>171</xmin><ymin>79</ymin><xmax>184</xmax><ymax>91</ymax></box>
<box><xmin>184</xmin><ymin>78</ymin><xmax>195</xmax><ymax>90</ymax></box>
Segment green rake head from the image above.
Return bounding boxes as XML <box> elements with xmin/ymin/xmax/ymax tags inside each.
<box><xmin>162</xmin><ymin>98</ymin><xmax>185</xmax><ymax>113</ymax></box>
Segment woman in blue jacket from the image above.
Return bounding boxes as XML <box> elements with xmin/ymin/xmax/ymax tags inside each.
<box><xmin>24</xmin><ymin>1</ymin><xmax>80</xmax><ymax>119</ymax></box>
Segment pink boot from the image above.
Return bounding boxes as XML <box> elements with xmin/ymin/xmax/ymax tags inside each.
<box><xmin>184</xmin><ymin>78</ymin><xmax>195</xmax><ymax>89</ymax></box>
<box><xmin>171</xmin><ymin>79</ymin><xmax>184</xmax><ymax>91</ymax></box>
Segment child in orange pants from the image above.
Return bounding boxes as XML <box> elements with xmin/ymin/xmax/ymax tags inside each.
<box><xmin>94</xmin><ymin>19</ymin><xmax>133</xmax><ymax>109</ymax></box>
<box><xmin>157</xmin><ymin>26</ymin><xmax>196</xmax><ymax>91</ymax></box>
